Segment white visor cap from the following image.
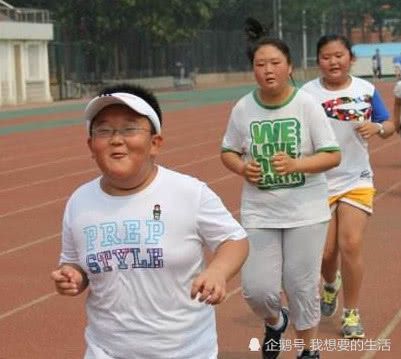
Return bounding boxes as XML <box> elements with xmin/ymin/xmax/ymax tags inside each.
<box><xmin>84</xmin><ymin>92</ymin><xmax>161</xmax><ymax>134</ymax></box>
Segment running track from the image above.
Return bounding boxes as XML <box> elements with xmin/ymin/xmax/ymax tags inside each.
<box><xmin>1</xmin><ymin>82</ymin><xmax>400</xmax><ymax>358</ymax></box>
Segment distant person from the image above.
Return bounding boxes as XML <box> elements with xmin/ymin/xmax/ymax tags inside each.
<box><xmin>303</xmin><ymin>34</ymin><xmax>394</xmax><ymax>340</ymax></box>
<box><xmin>50</xmin><ymin>84</ymin><xmax>249</xmax><ymax>359</ymax></box>
<box><xmin>372</xmin><ymin>48</ymin><xmax>382</xmax><ymax>80</ymax></box>
<box><xmin>393</xmin><ymin>53</ymin><xmax>401</xmax><ymax>80</ymax></box>
<box><xmin>221</xmin><ymin>18</ymin><xmax>341</xmax><ymax>359</ymax></box>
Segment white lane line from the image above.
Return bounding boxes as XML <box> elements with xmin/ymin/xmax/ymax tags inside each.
<box><xmin>209</xmin><ymin>173</ymin><xmax>237</xmax><ymax>185</ymax></box>
<box><xmin>0</xmin><ymin>137</ymin><xmax>399</xmax><ymax>325</ymax></box>
<box><xmin>0</xmin><ymin>155</ymin><xmax>88</xmax><ymax>175</ymax></box>
<box><xmin>174</xmin><ymin>154</ymin><xmax>220</xmax><ymax>169</ymax></box>
<box><xmin>0</xmin><ymin>276</ymin><xmax>242</xmax><ymax>323</ymax></box>
<box><xmin>375</xmin><ymin>178</ymin><xmax>401</xmax><ymax>202</ymax></box>
<box><xmin>0</xmin><ymin>139</ymin><xmax>218</xmax><ymax>192</ymax></box>
<box><xmin>0</xmin><ymin>210</ymin><xmax>242</xmax><ymax>322</ymax></box>
<box><xmin>360</xmin><ymin>308</ymin><xmax>401</xmax><ymax>359</ymax></box>
<box><xmin>225</xmin><ymin>286</ymin><xmax>242</xmax><ymax>302</ymax></box>
<box><xmin>370</xmin><ymin>137</ymin><xmax>399</xmax><ymax>155</ymax></box>
<box><xmin>1</xmin><ymin>168</ymin><xmax>97</xmax><ymax>193</ymax></box>
<box><xmin>2</xmin><ymin>133</ymin><xmax>393</xmax><ymax>193</ymax></box>
<box><xmin>1</xmin><ymin>119</ymin><xmax>222</xmax><ymax>164</ymax></box>
<box><xmin>0</xmin><ymin>233</ymin><xmax>59</xmax><ymax>257</ymax></box>
<box><xmin>0</xmin><ymin>168</ymin><xmax>97</xmax><ymax>193</ymax></box>
<box><xmin>358</xmin><ymin>180</ymin><xmax>401</xmax><ymax>358</ymax></box>
<box><xmin>0</xmin><ymin>197</ymin><xmax>67</xmax><ymax>219</ymax></box>
<box><xmin>0</xmin><ymin>143</ymin><xmax>84</xmax><ymax>163</ymax></box>
<box><xmin>0</xmin><ymin>152</ymin><xmax>225</xmax><ymax>219</ymax></box>
<box><xmin>0</xmin><ymin>292</ymin><xmax>57</xmax><ymax>321</ymax></box>
<box><xmin>1</xmin><ymin>207</ymin><xmax>239</xmax><ymax>258</ymax></box>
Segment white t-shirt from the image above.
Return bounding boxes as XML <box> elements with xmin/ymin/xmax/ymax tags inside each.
<box><xmin>302</xmin><ymin>76</ymin><xmax>389</xmax><ymax>196</ymax></box>
<box><xmin>60</xmin><ymin>166</ymin><xmax>246</xmax><ymax>359</ymax></box>
<box><xmin>222</xmin><ymin>88</ymin><xmax>339</xmax><ymax>228</ymax></box>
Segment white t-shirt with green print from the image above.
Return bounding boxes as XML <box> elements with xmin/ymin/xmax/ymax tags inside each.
<box><xmin>222</xmin><ymin>88</ymin><xmax>340</xmax><ymax>228</ymax></box>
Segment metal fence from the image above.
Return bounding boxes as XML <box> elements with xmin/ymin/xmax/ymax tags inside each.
<box><xmin>48</xmin><ymin>27</ymin><xmax>323</xmax><ymax>89</ymax></box>
<box><xmin>49</xmin><ymin>19</ymin><xmax>340</xmax><ymax>98</ymax></box>
<box><xmin>48</xmin><ymin>29</ymin><xmax>250</xmax><ymax>84</ymax></box>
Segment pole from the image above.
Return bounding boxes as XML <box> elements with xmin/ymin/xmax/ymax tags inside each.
<box><xmin>321</xmin><ymin>12</ymin><xmax>326</xmax><ymax>36</ymax></box>
<box><xmin>278</xmin><ymin>0</ymin><xmax>283</xmax><ymax>39</ymax></box>
<box><xmin>302</xmin><ymin>9</ymin><xmax>307</xmax><ymax>70</ymax></box>
<box><xmin>272</xmin><ymin>0</ymin><xmax>277</xmax><ymax>37</ymax></box>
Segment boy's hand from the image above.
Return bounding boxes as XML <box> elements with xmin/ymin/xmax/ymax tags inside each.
<box><xmin>190</xmin><ymin>269</ymin><xmax>227</xmax><ymax>305</ymax></box>
<box><xmin>50</xmin><ymin>265</ymin><xmax>85</xmax><ymax>296</ymax></box>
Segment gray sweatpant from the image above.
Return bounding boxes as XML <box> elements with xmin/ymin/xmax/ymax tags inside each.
<box><xmin>241</xmin><ymin>222</ymin><xmax>328</xmax><ymax>331</ymax></box>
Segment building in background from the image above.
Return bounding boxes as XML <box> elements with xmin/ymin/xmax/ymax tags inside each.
<box><xmin>0</xmin><ymin>1</ymin><xmax>53</xmax><ymax>107</ymax></box>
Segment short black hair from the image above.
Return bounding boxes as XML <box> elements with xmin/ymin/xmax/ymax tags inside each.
<box><xmin>94</xmin><ymin>84</ymin><xmax>163</xmax><ymax>134</ymax></box>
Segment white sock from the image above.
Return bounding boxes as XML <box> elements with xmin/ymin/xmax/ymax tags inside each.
<box><xmin>325</xmin><ymin>271</ymin><xmax>340</xmax><ymax>289</ymax></box>
<box><xmin>343</xmin><ymin>308</ymin><xmax>358</xmax><ymax>315</ymax></box>
<box><xmin>266</xmin><ymin>310</ymin><xmax>284</xmax><ymax>330</ymax></box>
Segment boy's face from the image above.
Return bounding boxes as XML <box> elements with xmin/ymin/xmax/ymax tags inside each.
<box><xmin>87</xmin><ymin>104</ymin><xmax>162</xmax><ymax>193</ymax></box>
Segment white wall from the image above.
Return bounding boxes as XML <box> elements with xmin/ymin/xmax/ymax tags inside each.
<box><xmin>0</xmin><ymin>21</ymin><xmax>53</xmax><ymax>106</ymax></box>
<box><xmin>0</xmin><ymin>39</ymin><xmax>53</xmax><ymax>106</ymax></box>
<box><xmin>0</xmin><ymin>22</ymin><xmax>53</xmax><ymax>40</ymax></box>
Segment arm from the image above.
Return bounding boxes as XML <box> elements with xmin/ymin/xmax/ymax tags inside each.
<box><xmin>271</xmin><ymin>150</ymin><xmax>341</xmax><ymax>176</ymax></box>
<box><xmin>190</xmin><ymin>238</ymin><xmax>248</xmax><ymax>305</ymax></box>
<box><xmin>357</xmin><ymin>88</ymin><xmax>394</xmax><ymax>139</ymax></box>
<box><xmin>356</xmin><ymin>120</ymin><xmax>395</xmax><ymax>139</ymax></box>
<box><xmin>51</xmin><ymin>263</ymin><xmax>89</xmax><ymax>296</ymax></box>
<box><xmin>221</xmin><ymin>151</ymin><xmax>261</xmax><ymax>185</ymax></box>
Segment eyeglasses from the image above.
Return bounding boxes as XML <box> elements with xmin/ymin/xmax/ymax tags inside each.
<box><xmin>91</xmin><ymin>127</ymin><xmax>152</xmax><ymax>138</ymax></box>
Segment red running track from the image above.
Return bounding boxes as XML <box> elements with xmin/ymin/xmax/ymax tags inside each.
<box><xmin>1</xmin><ymin>82</ymin><xmax>401</xmax><ymax>359</ymax></box>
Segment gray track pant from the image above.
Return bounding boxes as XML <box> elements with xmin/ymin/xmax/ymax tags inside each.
<box><xmin>241</xmin><ymin>222</ymin><xmax>328</xmax><ymax>331</ymax></box>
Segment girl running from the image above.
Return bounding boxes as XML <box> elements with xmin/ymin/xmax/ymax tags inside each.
<box><xmin>221</xmin><ymin>18</ymin><xmax>341</xmax><ymax>359</ymax></box>
<box><xmin>302</xmin><ymin>34</ymin><xmax>394</xmax><ymax>339</ymax></box>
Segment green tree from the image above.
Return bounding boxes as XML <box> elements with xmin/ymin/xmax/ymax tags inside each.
<box><xmin>9</xmin><ymin>0</ymin><xmax>222</xmax><ymax>77</ymax></box>
<box><xmin>9</xmin><ymin>0</ymin><xmax>221</xmax><ymax>42</ymax></box>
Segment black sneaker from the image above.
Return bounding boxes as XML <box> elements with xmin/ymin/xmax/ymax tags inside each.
<box><xmin>262</xmin><ymin>307</ymin><xmax>289</xmax><ymax>359</ymax></box>
<box><xmin>297</xmin><ymin>349</ymin><xmax>320</xmax><ymax>358</ymax></box>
